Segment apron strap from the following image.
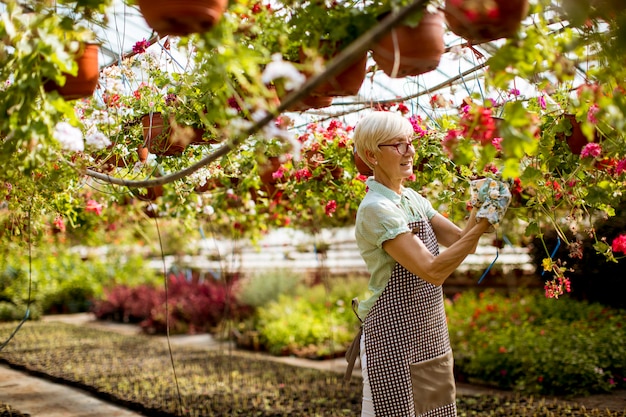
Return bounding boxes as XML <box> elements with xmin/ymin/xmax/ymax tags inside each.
<box><xmin>344</xmin><ymin>298</ymin><xmax>363</xmax><ymax>384</ymax></box>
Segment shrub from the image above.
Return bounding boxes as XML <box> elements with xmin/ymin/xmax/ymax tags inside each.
<box><xmin>92</xmin><ymin>273</ymin><xmax>252</xmax><ymax>335</ymax></box>
<box><xmin>254</xmin><ymin>276</ymin><xmax>368</xmax><ymax>359</ymax></box>
<box><xmin>0</xmin><ymin>247</ymin><xmax>157</xmax><ymax>318</ymax></box>
<box><xmin>234</xmin><ymin>268</ymin><xmax>305</xmax><ymax>308</ymax></box>
<box><xmin>447</xmin><ymin>289</ymin><xmax>626</xmax><ymax>396</ymax></box>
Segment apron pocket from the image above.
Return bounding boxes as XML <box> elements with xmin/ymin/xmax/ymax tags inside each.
<box><xmin>409</xmin><ymin>350</ymin><xmax>456</xmax><ymax>415</ymax></box>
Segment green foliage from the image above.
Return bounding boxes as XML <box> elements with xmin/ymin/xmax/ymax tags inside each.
<box><xmin>0</xmin><ymin>246</ymin><xmax>157</xmax><ymax>317</ymax></box>
<box><xmin>447</xmin><ymin>290</ymin><xmax>626</xmax><ymax>396</ymax></box>
<box><xmin>235</xmin><ymin>268</ymin><xmax>305</xmax><ymax>308</ymax></box>
<box><xmin>255</xmin><ymin>276</ymin><xmax>367</xmax><ymax>358</ymax></box>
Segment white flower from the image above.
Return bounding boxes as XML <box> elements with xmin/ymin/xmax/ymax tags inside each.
<box><xmin>203</xmin><ymin>205</ymin><xmax>215</xmax><ymax>216</ymax></box>
<box><xmin>53</xmin><ymin>122</ymin><xmax>84</xmax><ymax>152</ymax></box>
<box><xmin>261</xmin><ymin>54</ymin><xmax>306</xmax><ymax>91</ymax></box>
<box><xmin>85</xmin><ymin>128</ymin><xmax>111</xmax><ymax>150</ymax></box>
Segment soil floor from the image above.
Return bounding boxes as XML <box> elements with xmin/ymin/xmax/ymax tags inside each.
<box><xmin>0</xmin><ymin>313</ymin><xmax>624</xmax><ymax>416</ymax></box>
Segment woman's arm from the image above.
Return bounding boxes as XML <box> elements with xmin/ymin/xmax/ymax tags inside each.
<box><xmin>432</xmin><ymin>209</ymin><xmax>482</xmax><ymax>251</ymax></box>
<box><xmin>382</xmin><ymin>215</ymin><xmax>491</xmax><ymax>286</ymax></box>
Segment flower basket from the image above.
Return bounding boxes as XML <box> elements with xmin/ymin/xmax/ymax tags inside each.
<box><xmin>141</xmin><ymin>113</ymin><xmax>207</xmax><ymax>156</ymax></box>
<box><xmin>371</xmin><ymin>11</ymin><xmax>445</xmax><ymax>78</ymax></box>
<box><xmin>44</xmin><ymin>43</ymin><xmax>99</xmax><ymax>100</ymax></box>
<box><xmin>560</xmin><ymin>113</ymin><xmax>597</xmax><ymax>155</ymax></box>
<box><xmin>444</xmin><ymin>0</ymin><xmax>529</xmax><ymax>43</ymax></box>
<box><xmin>353</xmin><ymin>148</ymin><xmax>373</xmax><ymax>177</ymax></box>
<box><xmin>305</xmin><ymin>149</ymin><xmax>343</xmax><ymax>180</ymax></box>
<box><xmin>308</xmin><ymin>50</ymin><xmax>368</xmax><ymax>97</ymax></box>
<box><xmin>136</xmin><ymin>0</ymin><xmax>228</xmax><ymax>36</ymax></box>
<box><xmin>288</xmin><ymin>95</ymin><xmax>333</xmax><ymax>112</ymax></box>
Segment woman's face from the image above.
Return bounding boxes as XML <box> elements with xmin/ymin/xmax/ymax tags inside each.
<box><xmin>375</xmin><ymin>135</ymin><xmax>416</xmax><ymax>182</ymax></box>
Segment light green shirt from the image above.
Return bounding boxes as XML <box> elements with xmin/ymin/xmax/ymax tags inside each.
<box><xmin>355</xmin><ymin>178</ymin><xmax>437</xmax><ymax>320</ymax></box>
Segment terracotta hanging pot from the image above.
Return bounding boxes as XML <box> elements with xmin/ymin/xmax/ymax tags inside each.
<box><xmin>141</xmin><ymin>113</ymin><xmax>188</xmax><ymax>157</ymax></box>
<box><xmin>444</xmin><ymin>0</ymin><xmax>529</xmax><ymax>43</ymax></box>
<box><xmin>308</xmin><ymin>50</ymin><xmax>368</xmax><ymax>97</ymax></box>
<box><xmin>137</xmin><ymin>145</ymin><xmax>149</xmax><ymax>163</ymax></box>
<box><xmin>132</xmin><ymin>184</ymin><xmax>164</xmax><ymax>202</ymax></box>
<box><xmin>561</xmin><ymin>113</ymin><xmax>597</xmax><ymax>155</ymax></box>
<box><xmin>288</xmin><ymin>95</ymin><xmax>334</xmax><ymax>112</ymax></box>
<box><xmin>305</xmin><ymin>150</ymin><xmax>343</xmax><ymax>180</ymax></box>
<box><xmin>371</xmin><ymin>11</ymin><xmax>445</xmax><ymax>78</ymax></box>
<box><xmin>136</xmin><ymin>0</ymin><xmax>228</xmax><ymax>36</ymax></box>
<box><xmin>45</xmin><ymin>43</ymin><xmax>99</xmax><ymax>100</ymax></box>
<box><xmin>353</xmin><ymin>148</ymin><xmax>373</xmax><ymax>177</ymax></box>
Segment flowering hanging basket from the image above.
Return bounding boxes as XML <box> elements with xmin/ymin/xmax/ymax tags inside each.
<box><xmin>136</xmin><ymin>0</ymin><xmax>228</xmax><ymax>36</ymax></box>
<box><xmin>310</xmin><ymin>50</ymin><xmax>368</xmax><ymax>97</ymax></box>
<box><xmin>141</xmin><ymin>113</ymin><xmax>207</xmax><ymax>156</ymax></box>
<box><xmin>560</xmin><ymin>113</ymin><xmax>597</xmax><ymax>155</ymax></box>
<box><xmin>288</xmin><ymin>95</ymin><xmax>334</xmax><ymax>112</ymax></box>
<box><xmin>45</xmin><ymin>43</ymin><xmax>99</xmax><ymax>100</ymax></box>
<box><xmin>371</xmin><ymin>11</ymin><xmax>445</xmax><ymax>78</ymax></box>
<box><xmin>444</xmin><ymin>0</ymin><xmax>529</xmax><ymax>43</ymax></box>
<box><xmin>353</xmin><ymin>148</ymin><xmax>373</xmax><ymax>177</ymax></box>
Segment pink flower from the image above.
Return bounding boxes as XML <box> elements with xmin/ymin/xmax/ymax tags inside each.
<box><xmin>53</xmin><ymin>216</ymin><xmax>66</xmax><ymax>233</ymax></box>
<box><xmin>544</xmin><ymin>276</ymin><xmax>571</xmax><ymax>299</ymax></box>
<box><xmin>85</xmin><ymin>200</ymin><xmax>103</xmax><ymax>216</ymax></box>
<box><xmin>294</xmin><ymin>168</ymin><xmax>312</xmax><ymax>182</ymax></box>
<box><xmin>491</xmin><ymin>137</ymin><xmax>503</xmax><ymax>151</ymax></box>
<box><xmin>612</xmin><ymin>234</ymin><xmax>626</xmax><ymax>255</ymax></box>
<box><xmin>509</xmin><ymin>88</ymin><xmax>521</xmax><ymax>97</ymax></box>
<box><xmin>271</xmin><ymin>166</ymin><xmax>287</xmax><ymax>180</ymax></box>
<box><xmin>580</xmin><ymin>142</ymin><xmax>602</xmax><ymax>158</ymax></box>
<box><xmin>587</xmin><ymin>104</ymin><xmax>600</xmax><ymax>124</ymax></box>
<box><xmin>616</xmin><ymin>158</ymin><xmax>626</xmax><ymax>175</ymax></box>
<box><xmin>325</xmin><ymin>200</ymin><xmax>337</xmax><ymax>217</ymax></box>
<box><xmin>538</xmin><ymin>95</ymin><xmax>546</xmax><ymax>110</ymax></box>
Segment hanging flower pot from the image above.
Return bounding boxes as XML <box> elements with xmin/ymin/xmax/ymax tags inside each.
<box><xmin>305</xmin><ymin>149</ymin><xmax>343</xmax><ymax>180</ymax></box>
<box><xmin>560</xmin><ymin>113</ymin><xmax>597</xmax><ymax>155</ymax></box>
<box><xmin>141</xmin><ymin>113</ymin><xmax>188</xmax><ymax>157</ymax></box>
<box><xmin>136</xmin><ymin>0</ymin><xmax>228</xmax><ymax>36</ymax></box>
<box><xmin>137</xmin><ymin>145</ymin><xmax>149</xmax><ymax>163</ymax></box>
<box><xmin>371</xmin><ymin>11</ymin><xmax>445</xmax><ymax>78</ymax></box>
<box><xmin>288</xmin><ymin>95</ymin><xmax>334</xmax><ymax>112</ymax></box>
<box><xmin>132</xmin><ymin>184</ymin><xmax>164</xmax><ymax>202</ymax></box>
<box><xmin>258</xmin><ymin>156</ymin><xmax>284</xmax><ymax>197</ymax></box>
<box><xmin>353</xmin><ymin>147</ymin><xmax>373</xmax><ymax>177</ymax></box>
<box><xmin>306</xmin><ymin>49</ymin><xmax>368</xmax><ymax>97</ymax></box>
<box><xmin>444</xmin><ymin>0</ymin><xmax>529</xmax><ymax>43</ymax></box>
<box><xmin>45</xmin><ymin>43</ymin><xmax>100</xmax><ymax>100</ymax></box>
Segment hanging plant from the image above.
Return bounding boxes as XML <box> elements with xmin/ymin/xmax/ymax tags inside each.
<box><xmin>371</xmin><ymin>11</ymin><xmax>446</xmax><ymax>78</ymax></box>
<box><xmin>135</xmin><ymin>0</ymin><xmax>228</xmax><ymax>36</ymax></box>
<box><xmin>444</xmin><ymin>0</ymin><xmax>530</xmax><ymax>43</ymax></box>
<box><xmin>44</xmin><ymin>42</ymin><xmax>100</xmax><ymax>100</ymax></box>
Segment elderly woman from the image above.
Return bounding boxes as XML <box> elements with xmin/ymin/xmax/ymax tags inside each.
<box><xmin>348</xmin><ymin>111</ymin><xmax>510</xmax><ymax>416</ymax></box>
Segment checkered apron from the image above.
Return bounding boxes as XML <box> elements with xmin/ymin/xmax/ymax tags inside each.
<box><xmin>363</xmin><ymin>219</ymin><xmax>457</xmax><ymax>416</ymax></box>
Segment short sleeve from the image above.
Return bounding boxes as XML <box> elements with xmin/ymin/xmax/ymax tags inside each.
<box><xmin>405</xmin><ymin>188</ymin><xmax>437</xmax><ymax>220</ymax></box>
<box><xmin>357</xmin><ymin>199</ymin><xmax>410</xmax><ymax>248</ymax></box>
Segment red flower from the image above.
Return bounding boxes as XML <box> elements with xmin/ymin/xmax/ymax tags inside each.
<box><xmin>612</xmin><ymin>234</ymin><xmax>626</xmax><ymax>255</ymax></box>
<box><xmin>132</xmin><ymin>39</ymin><xmax>151</xmax><ymax>55</ymax></box>
<box><xmin>324</xmin><ymin>200</ymin><xmax>337</xmax><ymax>217</ymax></box>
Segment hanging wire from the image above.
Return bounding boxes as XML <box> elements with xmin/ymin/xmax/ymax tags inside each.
<box><xmin>153</xmin><ymin>216</ymin><xmax>184</xmax><ymax>415</ymax></box>
<box><xmin>477</xmin><ymin>230</ymin><xmax>504</xmax><ymax>285</ymax></box>
<box><xmin>0</xmin><ymin>205</ymin><xmax>33</xmax><ymax>352</ymax></box>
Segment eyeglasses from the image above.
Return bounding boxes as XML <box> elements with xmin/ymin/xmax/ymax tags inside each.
<box><xmin>378</xmin><ymin>142</ymin><xmax>414</xmax><ymax>155</ymax></box>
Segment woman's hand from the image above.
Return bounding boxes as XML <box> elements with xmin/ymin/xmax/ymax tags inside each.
<box><xmin>472</xmin><ymin>179</ymin><xmax>512</xmax><ymax>225</ymax></box>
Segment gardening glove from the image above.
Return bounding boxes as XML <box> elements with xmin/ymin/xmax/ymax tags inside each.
<box><xmin>469</xmin><ymin>178</ymin><xmax>492</xmax><ymax>208</ymax></box>
<box><xmin>475</xmin><ymin>179</ymin><xmax>512</xmax><ymax>226</ymax></box>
